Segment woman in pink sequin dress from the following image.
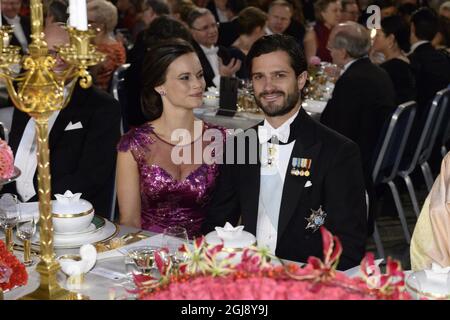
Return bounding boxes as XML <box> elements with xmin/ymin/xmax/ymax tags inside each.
<box><xmin>117</xmin><ymin>39</ymin><xmax>226</xmax><ymax>238</ymax></box>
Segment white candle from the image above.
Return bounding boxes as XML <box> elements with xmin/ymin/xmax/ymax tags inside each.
<box><xmin>69</xmin><ymin>0</ymin><xmax>88</xmax><ymax>31</ymax></box>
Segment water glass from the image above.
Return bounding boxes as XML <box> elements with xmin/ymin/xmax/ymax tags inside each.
<box><xmin>0</xmin><ymin>193</ymin><xmax>20</xmax><ymax>252</ymax></box>
<box><xmin>162</xmin><ymin>226</ymin><xmax>189</xmax><ymax>265</ymax></box>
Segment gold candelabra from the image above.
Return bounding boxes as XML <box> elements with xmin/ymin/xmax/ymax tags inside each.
<box><xmin>0</xmin><ymin>0</ymin><xmax>104</xmax><ymax>300</ymax></box>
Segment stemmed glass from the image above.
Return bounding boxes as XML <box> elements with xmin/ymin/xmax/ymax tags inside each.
<box><xmin>0</xmin><ymin>193</ymin><xmax>20</xmax><ymax>252</ymax></box>
<box><xmin>16</xmin><ymin>218</ymin><xmax>37</xmax><ymax>266</ymax></box>
<box><xmin>162</xmin><ymin>226</ymin><xmax>189</xmax><ymax>266</ymax></box>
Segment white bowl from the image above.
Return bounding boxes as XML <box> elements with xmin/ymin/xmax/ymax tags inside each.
<box><xmin>203</xmin><ymin>92</ymin><xmax>220</xmax><ymax>107</ymax></box>
<box><xmin>51</xmin><ymin>194</ymin><xmax>94</xmax><ymax>233</ymax></box>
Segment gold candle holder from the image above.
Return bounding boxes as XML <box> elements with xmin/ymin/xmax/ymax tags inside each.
<box><xmin>0</xmin><ymin>26</ymin><xmax>21</xmax><ymax>68</ymax></box>
<box><xmin>23</xmin><ymin>240</ymin><xmax>32</xmax><ymax>266</ymax></box>
<box><xmin>0</xmin><ymin>0</ymin><xmax>104</xmax><ymax>300</ymax></box>
<box><xmin>4</xmin><ymin>227</ymin><xmax>14</xmax><ymax>253</ymax></box>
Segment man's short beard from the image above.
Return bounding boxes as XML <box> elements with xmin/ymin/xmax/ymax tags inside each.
<box><xmin>254</xmin><ymin>89</ymin><xmax>300</xmax><ymax>117</ymax></box>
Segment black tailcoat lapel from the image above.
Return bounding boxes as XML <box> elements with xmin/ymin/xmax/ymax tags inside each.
<box><xmin>277</xmin><ymin>109</ymin><xmax>322</xmax><ymax>241</ymax></box>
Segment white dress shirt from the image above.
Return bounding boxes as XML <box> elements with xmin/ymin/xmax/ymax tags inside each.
<box><xmin>216</xmin><ymin>8</ymin><xmax>229</xmax><ymax>22</ymax></box>
<box><xmin>14</xmin><ymin>111</ymin><xmax>60</xmax><ymax>202</ymax></box>
<box><xmin>4</xmin><ymin>15</ymin><xmax>28</xmax><ymax>53</ymax></box>
<box><xmin>409</xmin><ymin>40</ymin><xmax>429</xmax><ymax>54</ymax></box>
<box><xmin>264</xmin><ymin>26</ymin><xmax>274</xmax><ymax>35</ymax></box>
<box><xmin>200</xmin><ymin>44</ymin><xmax>221</xmax><ymax>88</ymax></box>
<box><xmin>256</xmin><ymin>109</ymin><xmax>299</xmax><ymax>253</ymax></box>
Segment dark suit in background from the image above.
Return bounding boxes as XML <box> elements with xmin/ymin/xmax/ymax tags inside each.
<box><xmin>203</xmin><ymin>109</ymin><xmax>368</xmax><ymax>270</ymax></box>
<box><xmin>3</xmin><ymin>84</ymin><xmax>121</xmax><ymax>218</ymax></box>
<box><xmin>408</xmin><ymin>42</ymin><xmax>450</xmax><ymax>120</ymax></box>
<box><xmin>321</xmin><ymin>57</ymin><xmax>396</xmax><ymax>231</ymax></box>
<box><xmin>217</xmin><ymin>18</ymin><xmax>240</xmax><ymax>48</ymax></box>
<box><xmin>192</xmin><ymin>41</ymin><xmax>242</xmax><ymax>88</ymax></box>
<box><xmin>0</xmin><ymin>15</ymin><xmax>31</xmax><ymax>54</ymax></box>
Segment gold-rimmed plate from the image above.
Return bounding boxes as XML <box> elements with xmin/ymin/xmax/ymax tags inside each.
<box><xmin>26</xmin><ymin>216</ymin><xmax>119</xmax><ymax>249</ymax></box>
<box><xmin>53</xmin><ymin>215</ymin><xmax>105</xmax><ymax>236</ymax></box>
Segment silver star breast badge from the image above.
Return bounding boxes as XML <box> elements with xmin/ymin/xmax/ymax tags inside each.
<box><xmin>305</xmin><ymin>206</ymin><xmax>327</xmax><ymax>232</ymax></box>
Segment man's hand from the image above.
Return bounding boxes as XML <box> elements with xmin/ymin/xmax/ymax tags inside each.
<box><xmin>219</xmin><ymin>57</ymin><xmax>242</xmax><ymax>77</ymax></box>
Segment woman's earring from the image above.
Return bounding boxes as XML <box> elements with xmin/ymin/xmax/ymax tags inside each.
<box><xmin>159</xmin><ymin>90</ymin><xmax>166</xmax><ymax>96</ymax></box>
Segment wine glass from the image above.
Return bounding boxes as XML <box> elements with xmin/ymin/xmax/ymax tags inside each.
<box><xmin>16</xmin><ymin>218</ymin><xmax>37</xmax><ymax>266</ymax></box>
<box><xmin>0</xmin><ymin>193</ymin><xmax>20</xmax><ymax>252</ymax></box>
<box><xmin>162</xmin><ymin>226</ymin><xmax>189</xmax><ymax>265</ymax></box>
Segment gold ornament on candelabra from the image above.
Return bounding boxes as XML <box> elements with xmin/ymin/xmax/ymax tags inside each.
<box><xmin>0</xmin><ymin>0</ymin><xmax>104</xmax><ymax>300</ymax></box>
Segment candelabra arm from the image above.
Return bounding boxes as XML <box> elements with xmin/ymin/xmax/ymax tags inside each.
<box><xmin>1</xmin><ymin>77</ymin><xmax>28</xmax><ymax>112</ymax></box>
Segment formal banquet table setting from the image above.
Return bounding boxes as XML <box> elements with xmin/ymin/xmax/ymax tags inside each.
<box><xmin>1</xmin><ymin>0</ymin><xmax>450</xmax><ymax>308</ymax></box>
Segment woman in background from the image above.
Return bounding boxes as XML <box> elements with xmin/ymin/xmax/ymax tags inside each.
<box><xmin>117</xmin><ymin>39</ymin><xmax>226</xmax><ymax>238</ymax></box>
<box><xmin>371</xmin><ymin>15</ymin><xmax>416</xmax><ymax>105</ymax></box>
<box><xmin>303</xmin><ymin>0</ymin><xmax>341</xmax><ymax>64</ymax></box>
<box><xmin>87</xmin><ymin>0</ymin><xmax>127</xmax><ymax>91</ymax></box>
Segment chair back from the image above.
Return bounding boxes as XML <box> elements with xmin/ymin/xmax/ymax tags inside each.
<box><xmin>110</xmin><ymin>63</ymin><xmax>131</xmax><ymax>133</ymax></box>
<box><xmin>400</xmin><ymin>90</ymin><xmax>448</xmax><ymax>174</ymax></box>
<box><xmin>372</xmin><ymin>101</ymin><xmax>416</xmax><ymax>185</ymax></box>
<box><xmin>419</xmin><ymin>88</ymin><xmax>450</xmax><ymax>165</ymax></box>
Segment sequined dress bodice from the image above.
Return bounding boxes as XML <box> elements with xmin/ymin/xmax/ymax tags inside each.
<box><xmin>117</xmin><ymin>122</ymin><xmax>226</xmax><ymax>238</ymax></box>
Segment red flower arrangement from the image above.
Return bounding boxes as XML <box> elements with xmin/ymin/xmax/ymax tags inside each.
<box><xmin>0</xmin><ymin>240</ymin><xmax>28</xmax><ymax>291</ymax></box>
<box><xmin>132</xmin><ymin>227</ymin><xmax>411</xmax><ymax>300</ymax></box>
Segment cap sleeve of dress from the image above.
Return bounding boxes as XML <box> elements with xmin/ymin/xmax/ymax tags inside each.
<box><xmin>117</xmin><ymin>124</ymin><xmax>155</xmax><ymax>163</ymax></box>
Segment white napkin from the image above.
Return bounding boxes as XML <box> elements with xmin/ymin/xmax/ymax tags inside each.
<box><xmin>96</xmin><ymin>234</ymin><xmax>165</xmax><ymax>260</ymax></box>
<box><xmin>215</xmin><ymin>222</ymin><xmax>244</xmax><ymax>240</ymax></box>
<box><xmin>424</xmin><ymin>263</ymin><xmax>450</xmax><ymax>283</ymax></box>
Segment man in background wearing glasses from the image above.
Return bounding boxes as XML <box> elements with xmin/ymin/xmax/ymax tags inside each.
<box><xmin>186</xmin><ymin>7</ymin><xmax>242</xmax><ymax>89</ymax></box>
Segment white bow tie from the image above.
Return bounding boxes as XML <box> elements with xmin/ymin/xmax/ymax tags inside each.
<box><xmin>203</xmin><ymin>46</ymin><xmax>219</xmax><ymax>56</ymax></box>
<box><xmin>258</xmin><ymin>125</ymin><xmax>290</xmax><ymax>144</ymax></box>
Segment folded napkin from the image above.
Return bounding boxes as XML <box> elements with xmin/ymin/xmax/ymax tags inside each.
<box><xmin>96</xmin><ymin>234</ymin><xmax>165</xmax><ymax>260</ymax></box>
<box><xmin>424</xmin><ymin>263</ymin><xmax>450</xmax><ymax>283</ymax></box>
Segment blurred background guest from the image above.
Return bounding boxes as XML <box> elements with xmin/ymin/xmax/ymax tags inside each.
<box><xmin>116</xmin><ymin>0</ymin><xmax>144</xmax><ymax>31</ymax></box>
<box><xmin>44</xmin><ymin>0</ymin><xmax>69</xmax><ymax>26</ymax></box>
<box><xmin>408</xmin><ymin>7</ymin><xmax>450</xmax><ymax>121</ymax></box>
<box><xmin>438</xmin><ymin>1</ymin><xmax>450</xmax><ymax>18</ymax></box>
<box><xmin>167</xmin><ymin>0</ymin><xmax>197</xmax><ymax>26</ymax></box>
<box><xmin>264</xmin><ymin>0</ymin><xmax>306</xmax><ymax>48</ymax></box>
<box><xmin>206</xmin><ymin>0</ymin><xmax>234</xmax><ymax>22</ymax></box>
<box><xmin>371</xmin><ymin>15</ymin><xmax>416</xmax><ymax>105</ymax></box>
<box><xmin>373</xmin><ymin>0</ymin><xmax>398</xmax><ymax>18</ymax></box>
<box><xmin>131</xmin><ymin>0</ymin><xmax>170</xmax><ymax>41</ymax></box>
<box><xmin>117</xmin><ymin>39</ymin><xmax>225</xmax><ymax>238</ymax></box>
<box><xmin>265</xmin><ymin>0</ymin><xmax>294</xmax><ymax>35</ymax></box>
<box><xmin>124</xmin><ymin>15</ymin><xmax>193</xmax><ymax>128</ymax></box>
<box><xmin>432</xmin><ymin>11</ymin><xmax>450</xmax><ymax>56</ymax></box>
<box><xmin>321</xmin><ymin>22</ymin><xmax>396</xmax><ymax>233</ymax></box>
<box><xmin>340</xmin><ymin>0</ymin><xmax>360</xmax><ymax>23</ymax></box>
<box><xmin>304</xmin><ymin>0</ymin><xmax>341</xmax><ymax>64</ymax></box>
<box><xmin>186</xmin><ymin>7</ymin><xmax>242</xmax><ymax>88</ymax></box>
<box><xmin>0</xmin><ymin>0</ymin><xmax>31</xmax><ymax>54</ymax></box>
<box><xmin>231</xmin><ymin>6</ymin><xmax>267</xmax><ymax>78</ymax></box>
<box><xmin>87</xmin><ymin>0</ymin><xmax>127</xmax><ymax>91</ymax></box>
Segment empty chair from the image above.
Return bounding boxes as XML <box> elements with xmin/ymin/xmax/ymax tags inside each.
<box><xmin>372</xmin><ymin>101</ymin><xmax>417</xmax><ymax>245</ymax></box>
<box><xmin>398</xmin><ymin>89</ymin><xmax>450</xmax><ymax>219</ymax></box>
<box><xmin>110</xmin><ymin>63</ymin><xmax>131</xmax><ymax>134</ymax></box>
